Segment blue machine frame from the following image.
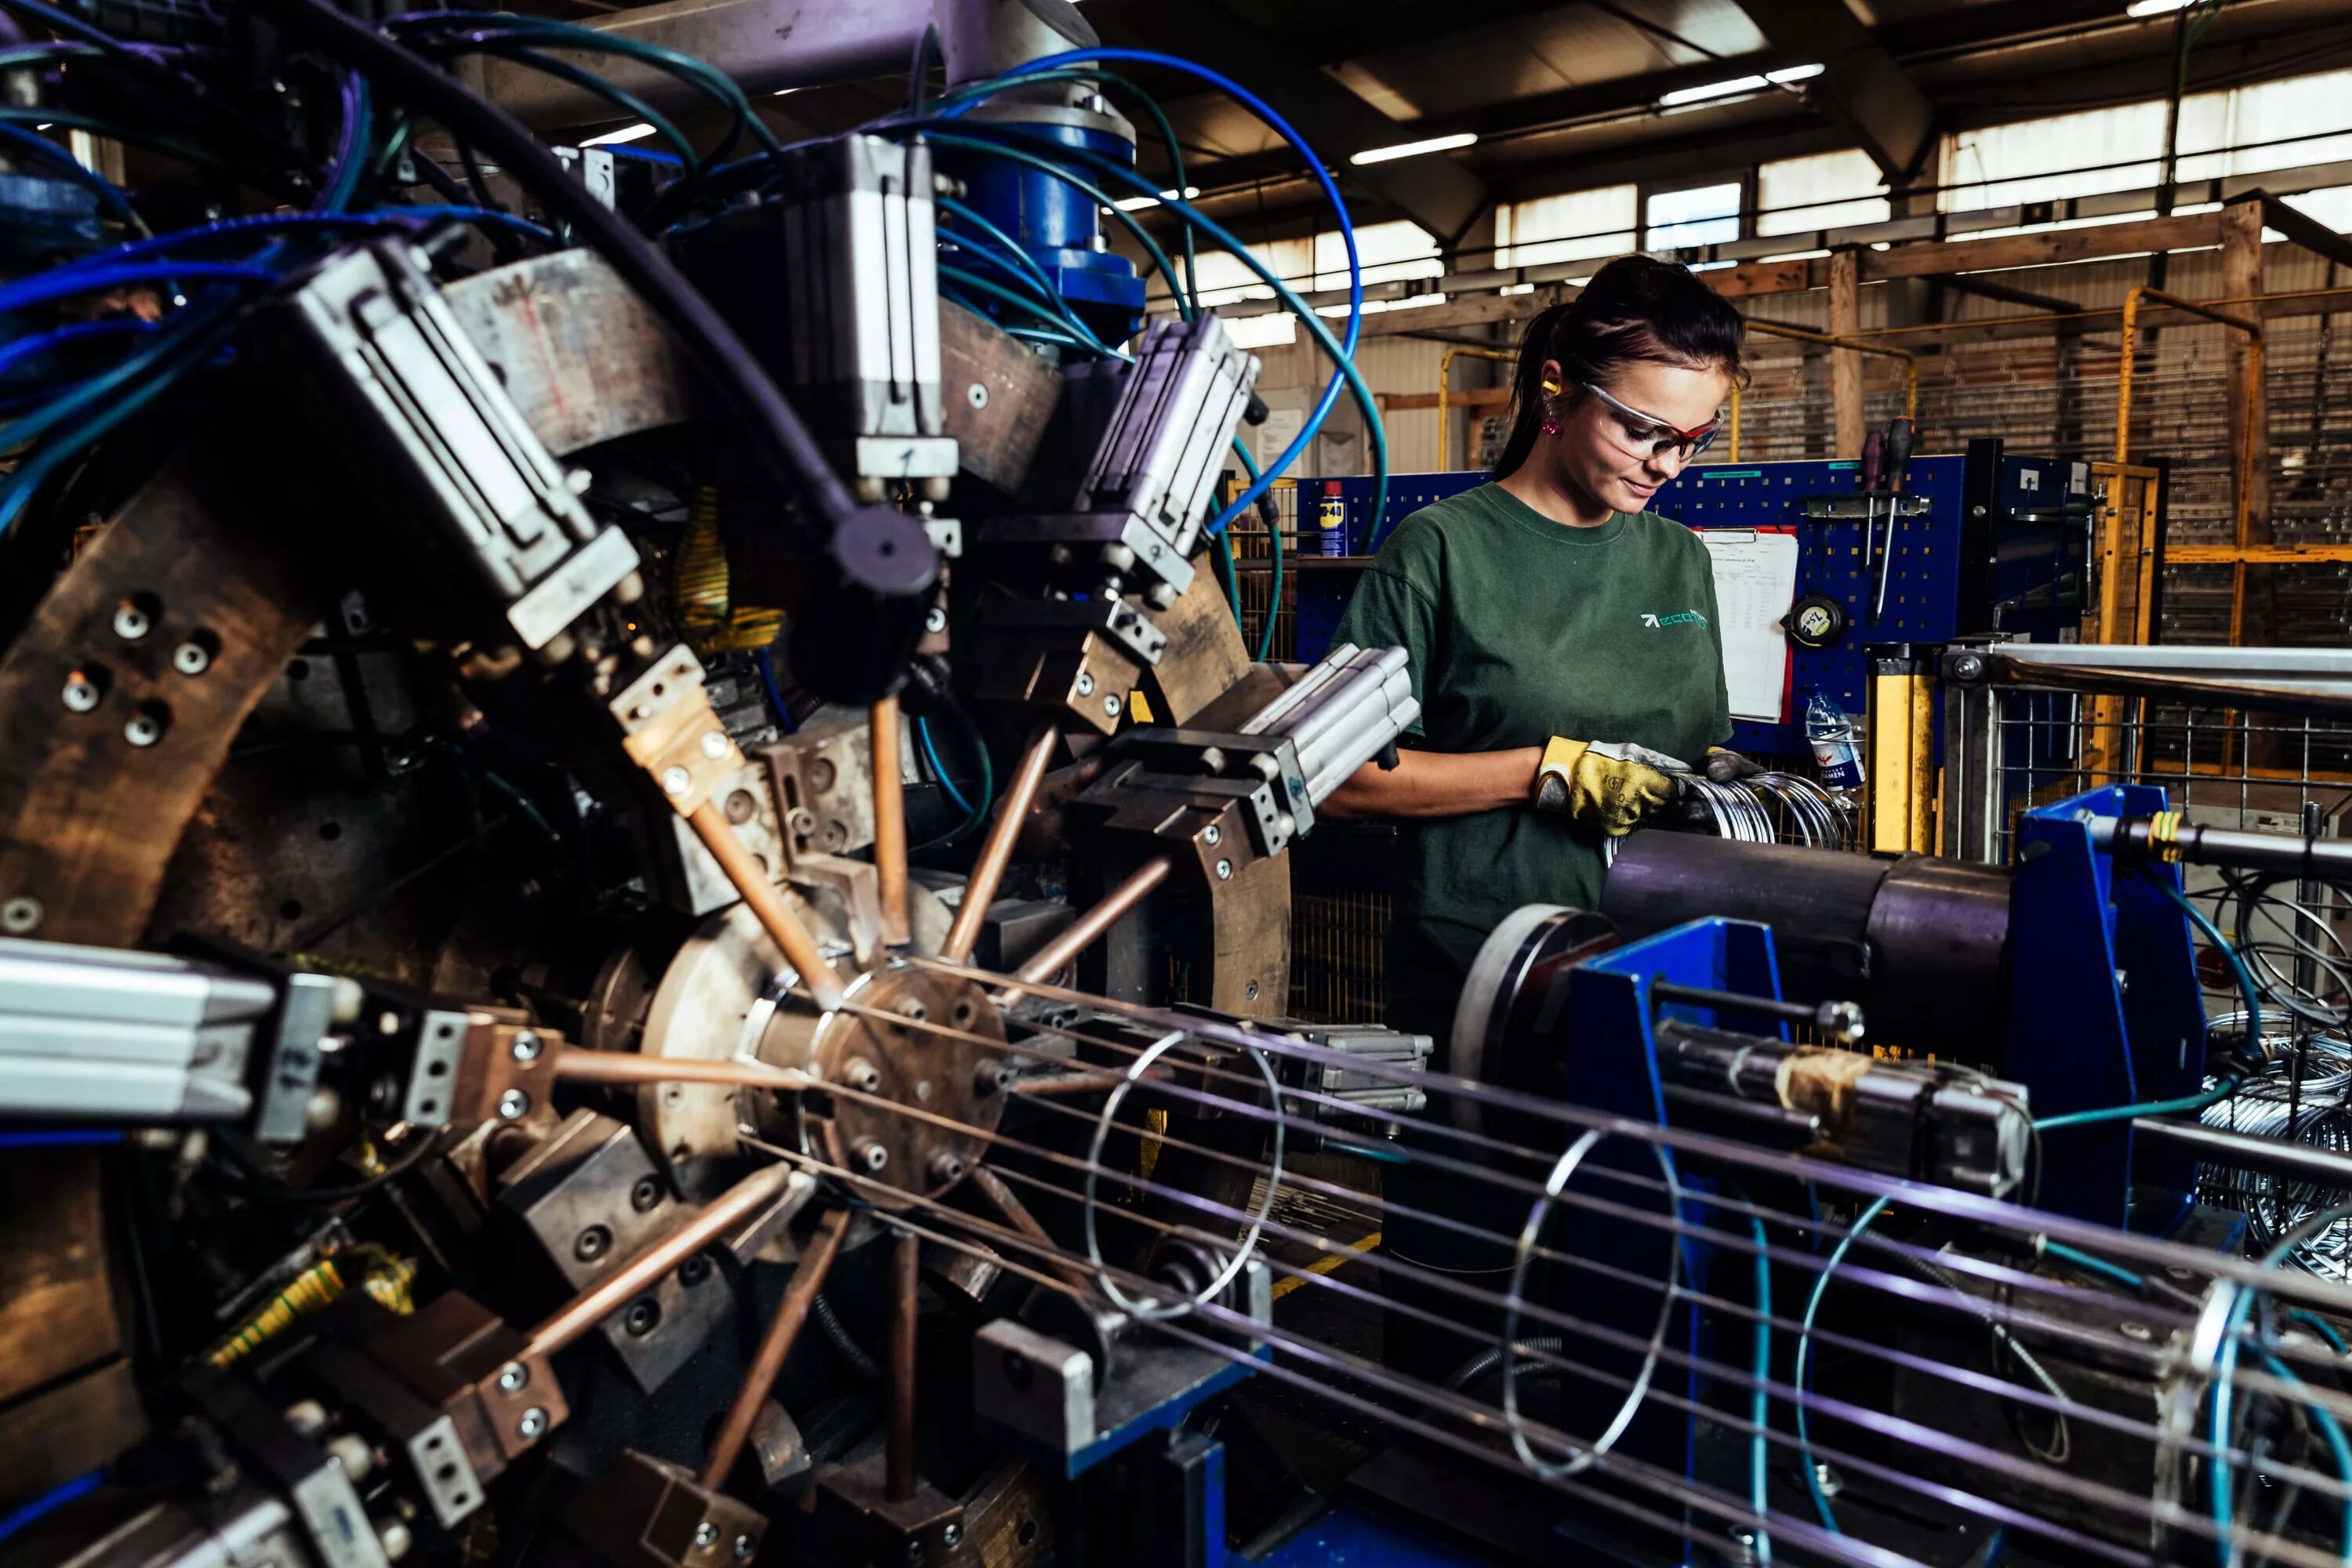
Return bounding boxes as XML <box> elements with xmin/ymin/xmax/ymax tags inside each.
<box><xmin>1297</xmin><ymin>444</ymin><xmax>2089</xmax><ymax>757</ymax></box>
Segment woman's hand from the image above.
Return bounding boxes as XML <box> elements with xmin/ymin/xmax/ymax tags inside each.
<box><xmin>1320</xmin><ymin>746</ymin><xmax>1544</xmax><ymax>821</ymax></box>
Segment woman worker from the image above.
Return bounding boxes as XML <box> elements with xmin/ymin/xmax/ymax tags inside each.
<box><xmin>1322</xmin><ymin>256</ymin><xmax>1754</xmax><ymax>1364</ymax></box>
<box><xmin>1325</xmin><ymin>252</ymin><xmax>1753</xmax><ymax>1045</ymax></box>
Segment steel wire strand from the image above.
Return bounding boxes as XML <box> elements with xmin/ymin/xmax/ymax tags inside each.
<box><xmin>783</xmin><ymin>1065</ymin><xmax>2352</xmax><ymax>1512</ymax></box>
<box><xmin>845</xmin><ymin>959</ymin><xmax>2352</xmax><ymax>1322</ymax></box>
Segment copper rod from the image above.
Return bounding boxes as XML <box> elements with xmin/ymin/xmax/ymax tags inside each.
<box><xmin>942</xmin><ymin>727</ymin><xmax>1057</xmax><ymax>964</ymax></box>
<box><xmin>526</xmin><ymin>1163</ymin><xmax>792</xmax><ymax>1357</ymax></box>
<box><xmin>1008</xmin><ymin>855</ymin><xmax>1174</xmax><ymax>989</ymax></box>
<box><xmin>969</xmin><ymin>1165</ymin><xmax>1091</xmax><ymax>1292</ymax></box>
<box><xmin>686</xmin><ymin>800</ymin><xmax>846</xmax><ymax>1011</ymax></box>
<box><xmin>699</xmin><ymin>1207</ymin><xmax>851</xmax><ymax>1488</ymax></box>
<box><xmin>556</xmin><ymin>1050</ymin><xmax>808</xmax><ymax>1092</ymax></box>
<box><xmin>886</xmin><ymin>1228</ymin><xmax>920</xmax><ymax>1502</ymax></box>
<box><xmin>871</xmin><ymin>696</ymin><xmax>910</xmax><ymax>947</ymax></box>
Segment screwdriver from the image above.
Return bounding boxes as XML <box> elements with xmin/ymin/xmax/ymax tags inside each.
<box><xmin>1859</xmin><ymin>428</ymin><xmax>1884</xmax><ymax>622</ymax></box>
<box><xmin>1873</xmin><ymin>417</ymin><xmax>1914</xmax><ymax>624</ymax></box>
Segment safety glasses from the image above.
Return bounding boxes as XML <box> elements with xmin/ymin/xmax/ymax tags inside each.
<box><xmin>1581</xmin><ymin>380</ymin><xmax>1723</xmax><ymax>463</ymax></box>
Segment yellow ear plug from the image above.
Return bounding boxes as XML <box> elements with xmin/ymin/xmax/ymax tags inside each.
<box><xmin>1540</xmin><ymin>379</ymin><xmax>1562</xmax><ymax>395</ymax></box>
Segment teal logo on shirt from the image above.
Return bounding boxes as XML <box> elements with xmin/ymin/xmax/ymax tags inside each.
<box><xmin>1639</xmin><ymin>609</ymin><xmax>1708</xmax><ymax>629</ymax></box>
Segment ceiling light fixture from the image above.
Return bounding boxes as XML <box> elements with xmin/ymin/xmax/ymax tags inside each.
<box><xmin>1112</xmin><ymin>185</ymin><xmax>1203</xmax><ymax>212</ymax></box>
<box><xmin>1657</xmin><ymin>63</ymin><xmax>1821</xmax><ymax>108</ymax></box>
<box><xmin>580</xmin><ymin>122</ymin><xmax>658</xmax><ymax>147</ymax></box>
<box><xmin>1350</xmin><ymin>132</ymin><xmax>1477</xmax><ymax>166</ymax></box>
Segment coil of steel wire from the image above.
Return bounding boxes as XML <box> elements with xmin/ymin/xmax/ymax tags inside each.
<box><xmin>2200</xmin><ymin>1014</ymin><xmax>2352</xmax><ymax>1277</ymax></box>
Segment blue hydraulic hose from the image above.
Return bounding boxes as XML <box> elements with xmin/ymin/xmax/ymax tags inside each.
<box><xmin>931</xmin><ymin>48</ymin><xmax>1370</xmax><ymax>528</ymax></box>
<box><xmin>0</xmin><ymin>261</ymin><xmax>272</xmax><ymax>321</ymax></box>
<box><xmin>318</xmin><ymin>70</ymin><xmax>372</xmax><ymax>213</ymax></box>
<box><xmin>0</xmin><ymin>318</ymin><xmax>154</xmax><ymax>379</ymax></box>
<box><xmin>0</xmin><ymin>1468</ymin><xmax>102</xmax><ymax>1545</ymax></box>
<box><xmin>1795</xmin><ymin>1194</ymin><xmax>1890</xmax><ymax>1533</ymax></box>
<box><xmin>917</xmin><ymin>717</ymin><xmax>974</xmax><ymax>815</ymax></box>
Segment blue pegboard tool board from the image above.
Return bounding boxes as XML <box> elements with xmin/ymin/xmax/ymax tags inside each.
<box><xmin>1305</xmin><ymin>441</ymin><xmax>2084</xmax><ymax>758</ymax></box>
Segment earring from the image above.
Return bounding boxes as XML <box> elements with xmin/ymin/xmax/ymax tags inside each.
<box><xmin>1540</xmin><ymin>400</ymin><xmax>1561</xmax><ymax>437</ymax></box>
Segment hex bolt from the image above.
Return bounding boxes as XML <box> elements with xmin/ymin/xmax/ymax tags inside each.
<box><xmin>509</xmin><ymin>1032</ymin><xmax>543</xmax><ymax>1062</ymax></box>
<box><xmin>699</xmin><ymin>730</ymin><xmax>731</xmax><ymax>760</ymax></box>
<box><xmin>1203</xmin><ymin>824</ymin><xmax>1221</xmax><ymax>846</ymax></box>
<box><xmin>732</xmin><ymin>1535</ymin><xmax>757</xmax><ymax>1561</ymax></box>
<box><xmin>1074</xmin><ymin>672</ymin><xmax>1095</xmax><ymax>697</ymax></box>
<box><xmin>2</xmin><ymin>895</ymin><xmax>43</xmax><ymax>935</ymax></box>
<box><xmin>630</xmin><ymin>1176</ymin><xmax>664</xmax><ymax>1213</ymax></box>
<box><xmin>172</xmin><ymin>641</ymin><xmax>211</xmax><ymax>676</ymax></box>
<box><xmin>724</xmin><ymin>789</ymin><xmax>757</xmax><ymax>825</ymax></box>
<box><xmin>125</xmin><ymin>710</ymin><xmax>165</xmax><ymax>748</ymax></box>
<box><xmin>517</xmin><ymin>1407</ymin><xmax>548</xmax><ymax>1440</ymax></box>
<box><xmin>574</xmin><ymin>1225</ymin><xmax>612</xmax><ymax>1263</ymax></box>
<box><xmin>497</xmin><ymin>1088</ymin><xmax>532</xmax><ymax>1120</ymax></box>
<box><xmin>854</xmin><ymin>1140</ymin><xmax>890</xmax><ymax>1173</ymax></box>
<box><xmin>60</xmin><ymin>671</ymin><xmax>101</xmax><ymax>712</ymax></box>
<box><xmin>1215</xmin><ymin>859</ymin><xmax>1233</xmax><ymax>881</ymax></box>
<box><xmin>694</xmin><ymin>1523</ymin><xmax>720</xmax><ymax>1551</ymax></box>
<box><xmin>942</xmin><ymin>1525</ymin><xmax>962</xmax><ymax>1549</ymax></box>
<box><xmin>112</xmin><ymin>601</ymin><xmax>152</xmax><ymax>640</ymax></box>
<box><xmin>662</xmin><ymin>765</ymin><xmax>693</xmax><ymax>797</ymax></box>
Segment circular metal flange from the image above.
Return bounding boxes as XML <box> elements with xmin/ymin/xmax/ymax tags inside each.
<box><xmin>795</xmin><ymin>965</ymin><xmax>1007</xmax><ymax>1211</ymax></box>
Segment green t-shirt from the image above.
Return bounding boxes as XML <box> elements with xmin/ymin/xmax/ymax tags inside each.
<box><xmin>1330</xmin><ymin>481</ymin><xmax>1731</xmax><ymax>1035</ymax></box>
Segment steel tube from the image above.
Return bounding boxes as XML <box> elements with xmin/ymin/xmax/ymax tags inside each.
<box><xmin>527</xmin><ymin>1163</ymin><xmax>792</xmax><ymax>1357</ymax></box>
<box><xmin>872</xmin><ymin>697</ymin><xmax>909</xmax><ymax>948</ymax></box>
<box><xmin>556</xmin><ymin>1051</ymin><xmax>807</xmax><ymax>1091</ymax></box>
<box><xmin>700</xmin><ymin>1207</ymin><xmax>851</xmax><ymax>1488</ymax></box>
<box><xmin>886</xmin><ymin>1228</ymin><xmax>920</xmax><ymax>1502</ymax></box>
<box><xmin>687</xmin><ymin>800</ymin><xmax>847</xmax><ymax>1011</ymax></box>
<box><xmin>1007</xmin><ymin>855</ymin><xmax>1173</xmax><ymax>988</ymax></box>
<box><xmin>2135</xmin><ymin>1116</ymin><xmax>2352</xmax><ymax>1192</ymax></box>
<box><xmin>942</xmin><ymin>727</ymin><xmax>1057</xmax><ymax>964</ymax></box>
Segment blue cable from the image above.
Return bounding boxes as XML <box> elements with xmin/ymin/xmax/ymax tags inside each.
<box><xmin>318</xmin><ymin>70</ymin><xmax>372</xmax><ymax>213</ymax></box>
<box><xmin>0</xmin><ymin>1130</ymin><xmax>125</xmax><ymax>1149</ymax></box>
<box><xmin>918</xmin><ymin>717</ymin><xmax>975</xmax><ymax>815</ymax></box>
<box><xmin>2151</xmin><ymin>869</ymin><xmax>2268</xmax><ymax>1047</ymax></box>
<box><xmin>0</xmin><ymin>318</ymin><xmax>154</xmax><ymax>380</ymax></box>
<box><xmin>0</xmin><ymin>1468</ymin><xmax>102</xmax><ymax>1545</ymax></box>
<box><xmin>2039</xmin><ymin>1239</ymin><xmax>2145</xmax><ymax>1292</ymax></box>
<box><xmin>2296</xmin><ymin>1309</ymin><xmax>2352</xmax><ymax>1356</ymax></box>
<box><xmin>0</xmin><ymin>261</ymin><xmax>273</xmax><ymax>321</ymax></box>
<box><xmin>753</xmin><ymin>648</ymin><xmax>795</xmax><ymax>734</ymax></box>
<box><xmin>2262</xmin><ymin>1350</ymin><xmax>2352</xmax><ymax>1561</ymax></box>
<box><xmin>1795</xmin><ymin>1194</ymin><xmax>1890</xmax><ymax>1533</ymax></box>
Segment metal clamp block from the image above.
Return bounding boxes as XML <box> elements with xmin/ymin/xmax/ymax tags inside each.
<box><xmin>612</xmin><ymin>646</ymin><xmax>747</xmax><ymax>815</ymax></box>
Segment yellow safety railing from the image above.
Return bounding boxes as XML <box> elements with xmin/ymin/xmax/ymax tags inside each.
<box><xmin>1436</xmin><ymin>345</ymin><xmax>1518</xmax><ymax>472</ymax></box>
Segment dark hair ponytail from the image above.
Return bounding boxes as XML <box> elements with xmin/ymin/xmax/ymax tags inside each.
<box><xmin>1490</xmin><ymin>254</ymin><xmax>1748</xmax><ymax>480</ymax></box>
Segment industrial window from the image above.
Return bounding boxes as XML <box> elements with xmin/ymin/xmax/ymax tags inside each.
<box><xmin>1756</xmin><ymin>149</ymin><xmax>1889</xmax><ymax>235</ymax></box>
<box><xmin>1645</xmin><ymin>181</ymin><xmax>1743</xmax><ymax>250</ymax></box>
<box><xmin>1494</xmin><ymin>185</ymin><xmax>1639</xmax><ymax>270</ymax></box>
<box><xmin>1944</xmin><ymin>66</ymin><xmax>2352</xmax><ymax>217</ymax></box>
<box><xmin>1313</xmin><ymin>219</ymin><xmax>1443</xmax><ymax>292</ymax></box>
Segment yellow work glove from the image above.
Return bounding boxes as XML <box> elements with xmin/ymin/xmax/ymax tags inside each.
<box><xmin>1530</xmin><ymin>737</ymin><xmax>1684</xmax><ymax>837</ymax></box>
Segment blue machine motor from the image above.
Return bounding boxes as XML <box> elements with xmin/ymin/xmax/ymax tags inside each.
<box><xmin>1300</xmin><ymin>441</ymin><xmax>2094</xmax><ymax>757</ymax></box>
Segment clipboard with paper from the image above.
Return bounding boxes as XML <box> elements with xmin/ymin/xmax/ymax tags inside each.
<box><xmin>1693</xmin><ymin>527</ymin><xmax>1799</xmax><ymax>724</ymax></box>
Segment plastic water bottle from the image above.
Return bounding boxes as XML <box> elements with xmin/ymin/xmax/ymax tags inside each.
<box><xmin>1318</xmin><ymin>481</ymin><xmax>1350</xmax><ymax>557</ymax></box>
<box><xmin>1806</xmin><ymin>691</ymin><xmax>1865</xmax><ymax>799</ymax></box>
